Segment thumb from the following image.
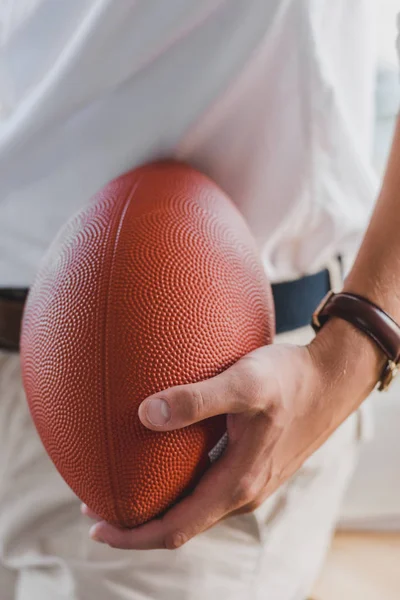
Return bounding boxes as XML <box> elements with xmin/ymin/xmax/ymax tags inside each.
<box><xmin>138</xmin><ymin>359</ymin><xmax>256</xmax><ymax>432</ymax></box>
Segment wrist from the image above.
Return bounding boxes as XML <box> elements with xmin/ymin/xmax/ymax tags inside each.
<box><xmin>308</xmin><ymin>316</ymin><xmax>385</xmax><ymax>409</ymax></box>
<box><xmin>343</xmin><ymin>275</ymin><xmax>400</xmax><ymax>327</ymax></box>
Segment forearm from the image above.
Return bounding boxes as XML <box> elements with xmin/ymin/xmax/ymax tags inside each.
<box><xmin>345</xmin><ymin>115</ymin><xmax>400</xmax><ymax>319</ymax></box>
<box><xmin>308</xmin><ymin>119</ymin><xmax>400</xmax><ymax>416</ymax></box>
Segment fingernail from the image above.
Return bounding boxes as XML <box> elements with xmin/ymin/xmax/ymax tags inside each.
<box><xmin>146</xmin><ymin>398</ymin><xmax>171</xmax><ymax>426</ymax></box>
<box><xmin>81</xmin><ymin>503</ymin><xmax>88</xmax><ymax>515</ymax></box>
<box><xmin>89</xmin><ymin>524</ymin><xmax>105</xmax><ymax>543</ymax></box>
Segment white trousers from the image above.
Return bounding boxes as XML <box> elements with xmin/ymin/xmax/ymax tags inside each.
<box><xmin>0</xmin><ymin>326</ymin><xmax>363</xmax><ymax>600</ymax></box>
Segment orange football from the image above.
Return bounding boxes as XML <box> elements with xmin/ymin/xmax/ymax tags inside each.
<box><xmin>20</xmin><ymin>162</ymin><xmax>274</xmax><ymax>527</ymax></box>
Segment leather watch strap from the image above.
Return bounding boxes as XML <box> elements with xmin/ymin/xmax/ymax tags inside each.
<box><xmin>312</xmin><ymin>291</ymin><xmax>400</xmax><ymax>391</ymax></box>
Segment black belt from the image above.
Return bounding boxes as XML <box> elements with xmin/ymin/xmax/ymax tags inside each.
<box><xmin>272</xmin><ymin>268</ymin><xmax>331</xmax><ymax>334</ymax></box>
<box><xmin>0</xmin><ymin>269</ymin><xmax>332</xmax><ymax>351</ymax></box>
<box><xmin>0</xmin><ymin>288</ymin><xmax>29</xmax><ymax>352</ymax></box>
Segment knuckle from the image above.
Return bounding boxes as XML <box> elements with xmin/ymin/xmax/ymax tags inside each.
<box><xmin>233</xmin><ymin>475</ymin><xmax>259</xmax><ymax>507</ymax></box>
<box><xmin>244</xmin><ymin>497</ymin><xmax>264</xmax><ymax>513</ymax></box>
<box><xmin>235</xmin><ymin>357</ymin><xmax>266</xmax><ymax>410</ymax></box>
<box><xmin>182</xmin><ymin>386</ymin><xmax>206</xmax><ymax>422</ymax></box>
<box><xmin>164</xmin><ymin>531</ymin><xmax>188</xmax><ymax>550</ymax></box>
<box><xmin>107</xmin><ymin>536</ymin><xmax>130</xmax><ymax>550</ymax></box>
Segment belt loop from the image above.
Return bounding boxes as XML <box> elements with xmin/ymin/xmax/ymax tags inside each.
<box><xmin>326</xmin><ymin>256</ymin><xmax>344</xmax><ymax>292</ymax></box>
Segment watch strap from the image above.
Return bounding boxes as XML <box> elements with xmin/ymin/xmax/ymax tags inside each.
<box><xmin>312</xmin><ymin>291</ymin><xmax>400</xmax><ymax>391</ymax></box>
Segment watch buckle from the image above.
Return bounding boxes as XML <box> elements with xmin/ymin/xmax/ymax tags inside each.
<box><xmin>378</xmin><ymin>360</ymin><xmax>399</xmax><ymax>392</ymax></box>
<box><xmin>312</xmin><ymin>290</ymin><xmax>335</xmax><ymax>331</ymax></box>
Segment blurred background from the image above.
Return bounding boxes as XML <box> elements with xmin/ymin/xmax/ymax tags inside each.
<box><xmin>314</xmin><ymin>1</ymin><xmax>400</xmax><ymax>598</ymax></box>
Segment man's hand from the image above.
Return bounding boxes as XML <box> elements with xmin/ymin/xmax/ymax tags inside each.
<box><xmin>83</xmin><ymin>319</ymin><xmax>383</xmax><ymax>550</ymax></box>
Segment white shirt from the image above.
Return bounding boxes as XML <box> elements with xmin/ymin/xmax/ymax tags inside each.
<box><xmin>0</xmin><ymin>0</ymin><xmax>386</xmax><ymax>286</ymax></box>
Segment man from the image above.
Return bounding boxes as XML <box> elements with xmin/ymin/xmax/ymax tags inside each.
<box><xmin>0</xmin><ymin>1</ymin><xmax>399</xmax><ymax>599</ymax></box>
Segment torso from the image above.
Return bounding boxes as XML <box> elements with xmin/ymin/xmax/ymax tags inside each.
<box><xmin>0</xmin><ymin>0</ymin><xmax>378</xmax><ymax>285</ymax></box>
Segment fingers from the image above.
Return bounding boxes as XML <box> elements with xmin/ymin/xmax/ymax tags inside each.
<box><xmin>81</xmin><ymin>504</ymin><xmax>102</xmax><ymax>521</ymax></box>
<box><xmin>138</xmin><ymin>356</ymin><xmax>266</xmax><ymax>431</ymax></box>
<box><xmin>228</xmin><ymin>487</ymin><xmax>272</xmax><ymax>517</ymax></box>
<box><xmin>86</xmin><ymin>345</ymin><xmax>312</xmax><ymax>550</ymax></box>
<box><xmin>88</xmin><ymin>451</ymin><xmax>235</xmax><ymax>550</ymax></box>
<box><xmin>88</xmin><ymin>414</ymin><xmax>275</xmax><ymax>550</ymax></box>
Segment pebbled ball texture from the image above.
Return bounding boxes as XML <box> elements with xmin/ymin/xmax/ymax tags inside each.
<box><xmin>20</xmin><ymin>162</ymin><xmax>275</xmax><ymax>528</ymax></box>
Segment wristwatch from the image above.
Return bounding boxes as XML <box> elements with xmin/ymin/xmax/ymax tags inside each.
<box><xmin>312</xmin><ymin>291</ymin><xmax>400</xmax><ymax>391</ymax></box>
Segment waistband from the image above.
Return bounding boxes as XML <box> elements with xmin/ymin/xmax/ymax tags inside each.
<box><xmin>0</xmin><ymin>264</ymin><xmax>338</xmax><ymax>351</ymax></box>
